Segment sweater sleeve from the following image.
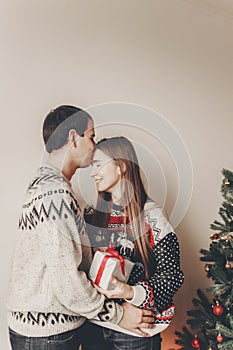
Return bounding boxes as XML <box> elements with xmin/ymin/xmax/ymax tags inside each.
<box><xmin>42</xmin><ymin>189</ymin><xmax>123</xmax><ymax>324</ymax></box>
<box><xmin>127</xmin><ymin>201</ymin><xmax>184</xmax><ymax>312</ymax></box>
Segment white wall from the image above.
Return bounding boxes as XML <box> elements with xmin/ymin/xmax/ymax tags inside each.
<box><xmin>1</xmin><ymin>1</ymin><xmax>233</xmax><ymax>349</ymax></box>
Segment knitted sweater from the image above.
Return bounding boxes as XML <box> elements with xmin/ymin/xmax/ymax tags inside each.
<box><xmin>7</xmin><ymin>166</ymin><xmax>123</xmax><ymax>337</ymax></box>
<box><xmin>85</xmin><ymin>200</ymin><xmax>184</xmax><ymax>336</ymax></box>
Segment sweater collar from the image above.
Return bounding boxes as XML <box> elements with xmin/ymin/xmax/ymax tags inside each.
<box><xmin>112</xmin><ymin>203</ymin><xmax>124</xmax><ymax>211</ymax></box>
<box><xmin>39</xmin><ymin>164</ymin><xmax>71</xmax><ymax>186</ymax></box>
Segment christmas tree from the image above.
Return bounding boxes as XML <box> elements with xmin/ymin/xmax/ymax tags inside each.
<box><xmin>175</xmin><ymin>169</ymin><xmax>233</xmax><ymax>350</ymax></box>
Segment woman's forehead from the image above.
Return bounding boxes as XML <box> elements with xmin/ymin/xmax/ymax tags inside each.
<box><xmin>92</xmin><ymin>149</ymin><xmax>112</xmax><ymax>162</ymax></box>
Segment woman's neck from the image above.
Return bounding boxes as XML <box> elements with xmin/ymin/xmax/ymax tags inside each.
<box><xmin>112</xmin><ymin>192</ymin><xmax>123</xmax><ymax>206</ymax></box>
<box><xmin>111</xmin><ymin>181</ymin><xmax>124</xmax><ymax>206</ymax></box>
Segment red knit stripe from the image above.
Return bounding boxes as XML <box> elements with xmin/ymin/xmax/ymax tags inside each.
<box><xmin>147</xmin><ymin>224</ymin><xmax>155</xmax><ymax>247</ymax></box>
<box><xmin>108</xmin><ymin>216</ymin><xmax>130</xmax><ymax>224</ymax></box>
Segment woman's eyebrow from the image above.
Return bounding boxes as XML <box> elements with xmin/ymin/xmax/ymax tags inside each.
<box><xmin>91</xmin><ymin>160</ymin><xmax>102</xmax><ymax>165</ymax></box>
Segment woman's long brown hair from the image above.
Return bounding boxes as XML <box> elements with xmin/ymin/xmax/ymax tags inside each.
<box><xmin>88</xmin><ymin>137</ymin><xmax>155</xmax><ymax>279</ymax></box>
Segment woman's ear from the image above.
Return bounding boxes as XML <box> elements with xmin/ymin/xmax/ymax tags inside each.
<box><xmin>118</xmin><ymin>162</ymin><xmax>126</xmax><ymax>176</ymax></box>
<box><xmin>117</xmin><ymin>166</ymin><xmax>121</xmax><ymax>176</ymax></box>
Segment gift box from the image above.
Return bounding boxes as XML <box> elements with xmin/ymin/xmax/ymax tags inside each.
<box><xmin>89</xmin><ymin>248</ymin><xmax>134</xmax><ymax>290</ymax></box>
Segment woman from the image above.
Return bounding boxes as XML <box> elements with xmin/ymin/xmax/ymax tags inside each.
<box><xmin>84</xmin><ymin>136</ymin><xmax>184</xmax><ymax>350</ymax></box>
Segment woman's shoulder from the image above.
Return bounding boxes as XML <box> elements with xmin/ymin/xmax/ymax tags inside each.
<box><xmin>144</xmin><ymin>198</ymin><xmax>174</xmax><ymax>242</ymax></box>
<box><xmin>144</xmin><ymin>197</ymin><xmax>161</xmax><ymax>211</ymax></box>
<box><xmin>144</xmin><ymin>198</ymin><xmax>165</xmax><ymax>218</ymax></box>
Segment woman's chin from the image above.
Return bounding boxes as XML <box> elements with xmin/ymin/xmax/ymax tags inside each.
<box><xmin>96</xmin><ymin>183</ymin><xmax>104</xmax><ymax>191</ymax></box>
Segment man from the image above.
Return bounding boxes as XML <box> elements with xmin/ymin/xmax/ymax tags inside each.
<box><xmin>7</xmin><ymin>105</ymin><xmax>155</xmax><ymax>350</ymax></box>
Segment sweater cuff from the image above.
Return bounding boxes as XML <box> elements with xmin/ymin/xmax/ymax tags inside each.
<box><xmin>124</xmin><ymin>285</ymin><xmax>147</xmax><ymax>306</ymax></box>
<box><xmin>113</xmin><ymin>303</ymin><xmax>124</xmax><ymax>324</ymax></box>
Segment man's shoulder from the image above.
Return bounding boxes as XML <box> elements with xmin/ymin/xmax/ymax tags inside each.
<box><xmin>27</xmin><ymin>166</ymin><xmax>69</xmax><ymax>191</ymax></box>
<box><xmin>19</xmin><ymin>166</ymin><xmax>83</xmax><ymax>232</ymax></box>
<box><xmin>22</xmin><ymin>166</ymin><xmax>77</xmax><ymax>212</ymax></box>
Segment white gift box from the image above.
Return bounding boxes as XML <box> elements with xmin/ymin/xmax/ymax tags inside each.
<box><xmin>89</xmin><ymin>249</ymin><xmax>134</xmax><ymax>290</ymax></box>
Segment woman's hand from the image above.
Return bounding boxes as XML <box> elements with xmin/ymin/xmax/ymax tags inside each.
<box><xmin>93</xmin><ymin>246</ymin><xmax>108</xmax><ymax>253</ymax></box>
<box><xmin>93</xmin><ymin>276</ymin><xmax>134</xmax><ymax>300</ymax></box>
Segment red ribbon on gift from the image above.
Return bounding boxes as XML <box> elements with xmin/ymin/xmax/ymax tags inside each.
<box><xmin>94</xmin><ymin>248</ymin><xmax>126</xmax><ymax>287</ymax></box>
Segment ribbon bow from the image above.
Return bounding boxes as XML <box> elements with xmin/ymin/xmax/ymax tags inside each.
<box><xmin>94</xmin><ymin>248</ymin><xmax>126</xmax><ymax>287</ymax></box>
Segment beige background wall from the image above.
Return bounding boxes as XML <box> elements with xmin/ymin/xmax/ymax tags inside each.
<box><xmin>1</xmin><ymin>1</ymin><xmax>233</xmax><ymax>349</ymax></box>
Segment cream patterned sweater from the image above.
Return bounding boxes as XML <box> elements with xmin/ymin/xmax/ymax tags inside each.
<box><xmin>7</xmin><ymin>166</ymin><xmax>123</xmax><ymax>337</ymax></box>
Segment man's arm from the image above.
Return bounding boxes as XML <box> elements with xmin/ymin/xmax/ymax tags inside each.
<box><xmin>42</xmin><ymin>190</ymin><xmax>156</xmax><ymax>333</ymax></box>
<box><xmin>41</xmin><ymin>190</ymin><xmax>122</xmax><ymax>323</ymax></box>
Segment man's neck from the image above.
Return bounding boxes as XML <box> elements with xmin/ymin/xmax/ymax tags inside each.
<box><xmin>47</xmin><ymin>149</ymin><xmax>77</xmax><ymax>181</ymax></box>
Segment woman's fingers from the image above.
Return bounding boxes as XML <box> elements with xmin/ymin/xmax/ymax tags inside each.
<box><xmin>92</xmin><ymin>283</ymin><xmax>108</xmax><ymax>296</ymax></box>
<box><xmin>105</xmin><ymin>292</ymin><xmax>116</xmax><ymax>298</ymax></box>
<box><xmin>93</xmin><ymin>247</ymin><xmax>108</xmax><ymax>253</ymax></box>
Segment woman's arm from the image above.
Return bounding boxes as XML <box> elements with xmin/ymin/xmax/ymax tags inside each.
<box><xmin>128</xmin><ymin>200</ymin><xmax>184</xmax><ymax>312</ymax></box>
<box><xmin>94</xmin><ymin>232</ymin><xmax>184</xmax><ymax>313</ymax></box>
<box><xmin>132</xmin><ymin>231</ymin><xmax>184</xmax><ymax>312</ymax></box>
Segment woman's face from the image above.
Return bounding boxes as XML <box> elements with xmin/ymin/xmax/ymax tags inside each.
<box><xmin>90</xmin><ymin>149</ymin><xmax>121</xmax><ymax>194</ymax></box>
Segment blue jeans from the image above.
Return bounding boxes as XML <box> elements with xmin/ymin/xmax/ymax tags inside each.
<box><xmin>82</xmin><ymin>323</ymin><xmax>162</xmax><ymax>350</ymax></box>
<box><xmin>9</xmin><ymin>326</ymin><xmax>84</xmax><ymax>350</ymax></box>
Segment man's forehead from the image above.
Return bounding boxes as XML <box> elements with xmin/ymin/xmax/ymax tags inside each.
<box><xmin>85</xmin><ymin>119</ymin><xmax>95</xmax><ymax>134</ymax></box>
<box><xmin>86</xmin><ymin>128</ymin><xmax>94</xmax><ymax>135</ymax></box>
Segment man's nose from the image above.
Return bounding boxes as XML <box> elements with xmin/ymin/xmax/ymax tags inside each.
<box><xmin>90</xmin><ymin>166</ymin><xmax>97</xmax><ymax>177</ymax></box>
<box><xmin>91</xmin><ymin>139</ymin><xmax>96</xmax><ymax>148</ymax></box>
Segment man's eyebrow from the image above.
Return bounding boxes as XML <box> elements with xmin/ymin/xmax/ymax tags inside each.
<box><xmin>88</xmin><ymin>129</ymin><xmax>95</xmax><ymax>137</ymax></box>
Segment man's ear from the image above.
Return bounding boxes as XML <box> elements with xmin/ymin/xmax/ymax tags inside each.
<box><xmin>68</xmin><ymin>129</ymin><xmax>78</xmax><ymax>142</ymax></box>
<box><xmin>68</xmin><ymin>129</ymin><xmax>79</xmax><ymax>147</ymax></box>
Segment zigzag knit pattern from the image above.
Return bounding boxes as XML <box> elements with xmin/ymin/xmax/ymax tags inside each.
<box><xmin>7</xmin><ymin>166</ymin><xmax>123</xmax><ymax>337</ymax></box>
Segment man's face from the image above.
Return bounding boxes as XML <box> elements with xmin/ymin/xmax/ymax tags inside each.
<box><xmin>76</xmin><ymin>119</ymin><xmax>96</xmax><ymax>168</ymax></box>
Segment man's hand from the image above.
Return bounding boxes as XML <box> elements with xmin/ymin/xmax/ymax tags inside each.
<box><xmin>119</xmin><ymin>302</ymin><xmax>156</xmax><ymax>337</ymax></box>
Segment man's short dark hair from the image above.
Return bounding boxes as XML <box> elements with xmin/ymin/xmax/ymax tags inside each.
<box><xmin>43</xmin><ymin>105</ymin><xmax>93</xmax><ymax>153</ymax></box>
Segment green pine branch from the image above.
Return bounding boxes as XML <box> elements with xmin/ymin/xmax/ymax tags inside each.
<box><xmin>174</xmin><ymin>326</ymin><xmax>207</xmax><ymax>350</ymax></box>
<box><xmin>217</xmin><ymin>339</ymin><xmax>233</xmax><ymax>350</ymax></box>
<box><xmin>216</xmin><ymin>322</ymin><xmax>233</xmax><ymax>338</ymax></box>
<box><xmin>174</xmin><ymin>169</ymin><xmax>233</xmax><ymax>350</ymax></box>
